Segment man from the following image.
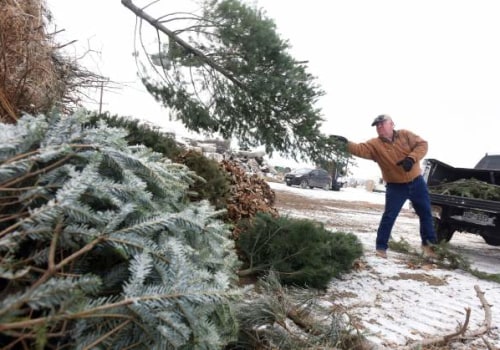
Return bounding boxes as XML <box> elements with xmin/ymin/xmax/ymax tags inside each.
<box><xmin>332</xmin><ymin>114</ymin><xmax>437</xmax><ymax>259</ymax></box>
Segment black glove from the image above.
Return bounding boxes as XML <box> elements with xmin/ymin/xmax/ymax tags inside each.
<box><xmin>397</xmin><ymin>157</ymin><xmax>415</xmax><ymax>172</ymax></box>
<box><xmin>329</xmin><ymin>135</ymin><xmax>348</xmax><ymax>144</ymax></box>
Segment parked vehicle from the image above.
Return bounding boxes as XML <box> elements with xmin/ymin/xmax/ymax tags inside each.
<box><xmin>331</xmin><ymin>178</ymin><xmax>345</xmax><ymax>191</ymax></box>
<box><xmin>284</xmin><ymin>168</ymin><xmax>332</xmax><ymax>190</ymax></box>
<box><xmin>423</xmin><ymin>154</ymin><xmax>500</xmax><ymax>246</ymax></box>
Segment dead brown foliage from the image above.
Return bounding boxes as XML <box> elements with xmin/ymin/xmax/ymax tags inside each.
<box><xmin>221</xmin><ymin>160</ymin><xmax>278</xmax><ymax>238</ymax></box>
<box><xmin>0</xmin><ymin>0</ymin><xmax>110</xmax><ymax>124</ymax></box>
<box><xmin>0</xmin><ymin>0</ymin><xmax>65</xmax><ymax>123</ymax></box>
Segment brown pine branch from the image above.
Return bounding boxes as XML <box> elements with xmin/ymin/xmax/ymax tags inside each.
<box><xmin>468</xmin><ymin>285</ymin><xmax>493</xmax><ymax>337</ymax></box>
<box><xmin>0</xmin><ymin>235</ymin><xmax>105</xmax><ymax>320</ymax></box>
<box><xmin>400</xmin><ymin>285</ymin><xmax>495</xmax><ymax>350</ymax></box>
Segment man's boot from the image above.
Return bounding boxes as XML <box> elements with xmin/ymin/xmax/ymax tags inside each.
<box><xmin>422</xmin><ymin>245</ymin><xmax>437</xmax><ymax>259</ymax></box>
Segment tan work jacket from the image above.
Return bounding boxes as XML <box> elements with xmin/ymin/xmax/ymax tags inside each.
<box><xmin>347</xmin><ymin>129</ymin><xmax>428</xmax><ymax>184</ymax></box>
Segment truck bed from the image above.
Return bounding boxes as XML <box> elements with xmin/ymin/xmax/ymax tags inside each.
<box><xmin>424</xmin><ymin>156</ymin><xmax>500</xmax><ymax>245</ymax></box>
<box><xmin>429</xmin><ymin>193</ymin><xmax>500</xmax><ymax>213</ymax></box>
<box><xmin>424</xmin><ymin>158</ymin><xmax>500</xmax><ymax>186</ymax></box>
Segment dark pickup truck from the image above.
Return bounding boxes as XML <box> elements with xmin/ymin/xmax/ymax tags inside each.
<box><xmin>423</xmin><ymin>154</ymin><xmax>500</xmax><ymax>246</ymax></box>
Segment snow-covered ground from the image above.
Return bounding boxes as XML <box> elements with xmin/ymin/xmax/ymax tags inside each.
<box><xmin>268</xmin><ymin>182</ymin><xmax>500</xmax><ymax>349</ymax></box>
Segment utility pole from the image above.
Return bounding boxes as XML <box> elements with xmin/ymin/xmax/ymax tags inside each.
<box><xmin>98</xmin><ymin>80</ymin><xmax>104</xmax><ymax>115</ymax></box>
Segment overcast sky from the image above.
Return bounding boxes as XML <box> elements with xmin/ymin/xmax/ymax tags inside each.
<box><xmin>46</xmin><ymin>0</ymin><xmax>500</xmax><ymax>179</ymax></box>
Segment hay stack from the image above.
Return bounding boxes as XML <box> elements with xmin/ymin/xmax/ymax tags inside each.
<box><xmin>0</xmin><ymin>0</ymin><xmax>63</xmax><ymax>123</ymax></box>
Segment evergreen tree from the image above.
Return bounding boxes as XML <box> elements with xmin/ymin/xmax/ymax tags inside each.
<box><xmin>122</xmin><ymin>0</ymin><xmax>339</xmax><ymax>163</ymax></box>
<box><xmin>0</xmin><ymin>110</ymin><xmax>241</xmax><ymax>349</ymax></box>
<box><xmin>87</xmin><ymin>112</ymin><xmax>231</xmax><ymax>210</ymax></box>
<box><xmin>236</xmin><ymin>213</ymin><xmax>363</xmax><ymax>289</ymax></box>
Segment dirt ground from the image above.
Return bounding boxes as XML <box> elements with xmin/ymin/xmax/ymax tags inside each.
<box><xmin>273</xmin><ymin>186</ymin><xmax>418</xmax><ymax>233</ymax></box>
<box><xmin>275</xmin><ymin>189</ymin><xmax>387</xmax><ymax>212</ymax></box>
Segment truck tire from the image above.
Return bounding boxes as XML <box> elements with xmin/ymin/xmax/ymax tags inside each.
<box><xmin>433</xmin><ymin>217</ymin><xmax>454</xmax><ymax>242</ymax></box>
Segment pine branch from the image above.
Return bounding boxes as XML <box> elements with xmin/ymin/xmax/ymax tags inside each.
<box><xmin>0</xmin><ymin>111</ymin><xmax>241</xmax><ymax>348</ymax></box>
<box><xmin>400</xmin><ymin>285</ymin><xmax>494</xmax><ymax>349</ymax></box>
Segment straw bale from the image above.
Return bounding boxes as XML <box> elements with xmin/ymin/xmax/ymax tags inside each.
<box><xmin>0</xmin><ymin>0</ymin><xmax>64</xmax><ymax>123</ymax></box>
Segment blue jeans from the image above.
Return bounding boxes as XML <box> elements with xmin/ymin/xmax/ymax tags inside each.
<box><xmin>376</xmin><ymin>175</ymin><xmax>437</xmax><ymax>251</ymax></box>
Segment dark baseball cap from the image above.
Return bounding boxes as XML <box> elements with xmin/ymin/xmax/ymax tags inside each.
<box><xmin>371</xmin><ymin>114</ymin><xmax>392</xmax><ymax>126</ymax></box>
